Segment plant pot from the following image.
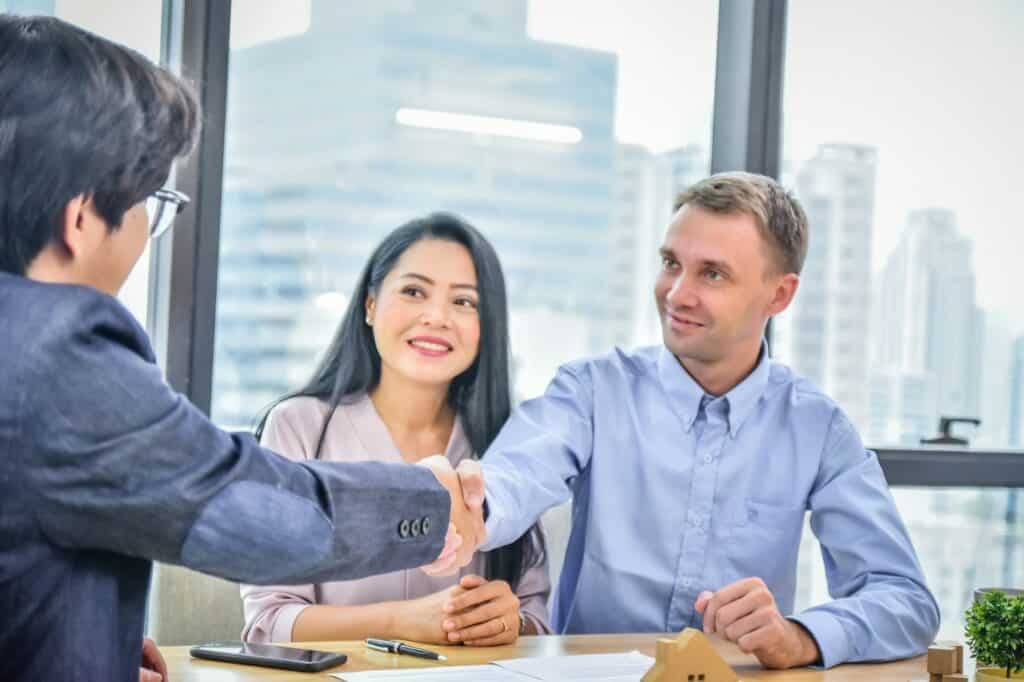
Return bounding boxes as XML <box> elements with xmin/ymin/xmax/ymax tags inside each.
<box><xmin>975</xmin><ymin>667</ymin><xmax>1024</xmax><ymax>681</ymax></box>
<box><xmin>974</xmin><ymin>587</ymin><xmax>1024</xmax><ymax>603</ymax></box>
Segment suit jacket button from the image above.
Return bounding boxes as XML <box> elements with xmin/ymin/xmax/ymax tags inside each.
<box><xmin>421</xmin><ymin>516</ymin><xmax>431</xmax><ymax>535</ymax></box>
<box><xmin>410</xmin><ymin>518</ymin><xmax>422</xmax><ymax>537</ymax></box>
<box><xmin>398</xmin><ymin>519</ymin><xmax>410</xmax><ymax>538</ymax></box>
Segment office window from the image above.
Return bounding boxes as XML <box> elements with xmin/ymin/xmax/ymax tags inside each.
<box><xmin>211</xmin><ymin>0</ymin><xmax>718</xmax><ymax>429</ymax></box>
<box><xmin>780</xmin><ymin>0</ymin><xmax>1024</xmax><ymax>639</ymax></box>
<box><xmin>0</xmin><ymin>0</ymin><xmax>164</xmax><ymax>328</ymax></box>
<box><xmin>776</xmin><ymin>0</ymin><xmax>1024</xmax><ymax>451</ymax></box>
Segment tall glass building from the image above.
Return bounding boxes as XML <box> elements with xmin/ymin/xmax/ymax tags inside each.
<box><xmin>213</xmin><ymin>1</ymin><xmax>619</xmax><ymax>425</ymax></box>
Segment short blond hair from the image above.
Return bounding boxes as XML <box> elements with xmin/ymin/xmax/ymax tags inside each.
<box><xmin>674</xmin><ymin>172</ymin><xmax>808</xmax><ymax>275</ymax></box>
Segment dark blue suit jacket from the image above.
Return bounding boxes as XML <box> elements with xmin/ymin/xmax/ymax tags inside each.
<box><xmin>0</xmin><ymin>272</ymin><xmax>450</xmax><ymax>681</ymax></box>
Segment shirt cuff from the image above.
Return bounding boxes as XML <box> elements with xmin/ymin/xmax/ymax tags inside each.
<box><xmin>789</xmin><ymin>609</ymin><xmax>852</xmax><ymax>669</ymax></box>
<box><xmin>479</xmin><ymin>480</ymin><xmax>507</xmax><ymax>552</ymax></box>
<box><xmin>480</xmin><ymin>513</ymin><xmax>502</xmax><ymax>552</ymax></box>
<box><xmin>270</xmin><ymin>602</ymin><xmax>310</xmax><ymax>643</ymax></box>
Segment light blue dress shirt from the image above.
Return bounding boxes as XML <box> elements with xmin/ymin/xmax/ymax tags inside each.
<box><xmin>480</xmin><ymin>344</ymin><xmax>939</xmax><ymax>668</ymax></box>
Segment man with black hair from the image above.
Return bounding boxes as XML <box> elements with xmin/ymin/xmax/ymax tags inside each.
<box><xmin>0</xmin><ymin>15</ymin><xmax>482</xmax><ymax>681</ymax></box>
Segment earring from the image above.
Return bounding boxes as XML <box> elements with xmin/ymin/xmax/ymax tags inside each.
<box><xmin>365</xmin><ymin>316</ymin><xmax>372</xmax><ymax>326</ymax></box>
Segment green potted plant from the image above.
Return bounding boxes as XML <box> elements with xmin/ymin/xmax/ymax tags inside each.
<box><xmin>965</xmin><ymin>590</ymin><xmax>1024</xmax><ymax>680</ymax></box>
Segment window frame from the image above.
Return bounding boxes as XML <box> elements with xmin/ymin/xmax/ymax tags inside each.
<box><xmin>149</xmin><ymin>0</ymin><xmax>230</xmax><ymax>415</ymax></box>
<box><xmin>155</xmin><ymin>0</ymin><xmax>1023</xmax><ymax>486</ymax></box>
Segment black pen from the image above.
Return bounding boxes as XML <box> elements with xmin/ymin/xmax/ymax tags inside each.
<box><xmin>365</xmin><ymin>638</ymin><xmax>448</xmax><ymax>661</ymax></box>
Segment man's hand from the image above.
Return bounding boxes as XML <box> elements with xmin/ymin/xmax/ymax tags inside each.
<box><xmin>417</xmin><ymin>456</ymin><xmax>485</xmax><ymax>575</ymax></box>
<box><xmin>441</xmin><ymin>574</ymin><xmax>521</xmax><ymax>646</ymax></box>
<box><xmin>694</xmin><ymin>577</ymin><xmax>819</xmax><ymax>669</ymax></box>
<box><xmin>419</xmin><ymin>521</ymin><xmax>463</xmax><ymax>576</ymax></box>
<box><xmin>139</xmin><ymin>637</ymin><xmax>167</xmax><ymax>682</ymax></box>
<box><xmin>453</xmin><ymin>459</ymin><xmax>485</xmax><ymax>507</ymax></box>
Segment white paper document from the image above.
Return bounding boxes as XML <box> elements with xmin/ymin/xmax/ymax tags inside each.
<box><xmin>331</xmin><ymin>665</ymin><xmax>528</xmax><ymax>681</ymax></box>
<box><xmin>331</xmin><ymin>651</ymin><xmax>656</xmax><ymax>682</ymax></box>
<box><xmin>494</xmin><ymin>651</ymin><xmax>656</xmax><ymax>680</ymax></box>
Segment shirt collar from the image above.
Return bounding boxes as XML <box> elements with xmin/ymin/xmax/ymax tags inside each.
<box><xmin>657</xmin><ymin>347</ymin><xmax>707</xmax><ymax>433</ymax></box>
<box><xmin>657</xmin><ymin>340</ymin><xmax>771</xmax><ymax>438</ymax></box>
<box><xmin>723</xmin><ymin>341</ymin><xmax>771</xmax><ymax>437</ymax></box>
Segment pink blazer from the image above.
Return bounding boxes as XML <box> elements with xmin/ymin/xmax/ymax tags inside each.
<box><xmin>240</xmin><ymin>394</ymin><xmax>552</xmax><ymax>642</ymax></box>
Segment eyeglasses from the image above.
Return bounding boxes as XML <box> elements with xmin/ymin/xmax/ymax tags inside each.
<box><xmin>146</xmin><ymin>188</ymin><xmax>190</xmax><ymax>238</ymax></box>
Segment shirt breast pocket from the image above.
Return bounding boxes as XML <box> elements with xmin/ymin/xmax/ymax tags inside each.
<box><xmin>717</xmin><ymin>499</ymin><xmax>806</xmax><ymax>586</ymax></box>
<box><xmin>736</xmin><ymin>499</ymin><xmax>806</xmax><ymax>533</ymax></box>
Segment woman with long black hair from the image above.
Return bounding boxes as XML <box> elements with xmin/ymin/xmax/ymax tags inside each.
<box><xmin>241</xmin><ymin>213</ymin><xmax>549</xmax><ymax>646</ymax></box>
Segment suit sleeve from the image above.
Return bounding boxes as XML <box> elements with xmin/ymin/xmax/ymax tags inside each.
<box><xmin>241</xmin><ymin>404</ymin><xmax>322</xmax><ymax>641</ymax></box>
<box><xmin>22</xmin><ymin>293</ymin><xmax>450</xmax><ymax>585</ymax></box>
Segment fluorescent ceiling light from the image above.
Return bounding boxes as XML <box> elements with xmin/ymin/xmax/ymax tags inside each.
<box><xmin>396</xmin><ymin>108</ymin><xmax>583</xmax><ymax>144</ymax></box>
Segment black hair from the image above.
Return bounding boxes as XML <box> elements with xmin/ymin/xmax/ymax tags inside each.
<box><xmin>256</xmin><ymin>212</ymin><xmax>543</xmax><ymax>591</ymax></box>
<box><xmin>0</xmin><ymin>14</ymin><xmax>199</xmax><ymax>274</ymax></box>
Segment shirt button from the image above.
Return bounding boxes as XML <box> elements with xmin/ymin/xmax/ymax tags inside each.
<box><xmin>682</xmin><ymin>577</ymin><xmax>693</xmax><ymax>588</ymax></box>
<box><xmin>703</xmin><ymin>453</ymin><xmax>713</xmax><ymax>464</ymax></box>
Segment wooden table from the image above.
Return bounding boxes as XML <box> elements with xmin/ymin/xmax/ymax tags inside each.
<box><xmin>163</xmin><ymin>634</ymin><xmax>932</xmax><ymax>681</ymax></box>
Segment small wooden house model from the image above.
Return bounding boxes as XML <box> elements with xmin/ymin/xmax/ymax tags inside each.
<box><xmin>642</xmin><ymin>628</ymin><xmax>739</xmax><ymax>682</ymax></box>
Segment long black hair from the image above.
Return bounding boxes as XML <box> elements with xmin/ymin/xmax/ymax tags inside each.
<box><xmin>256</xmin><ymin>212</ymin><xmax>543</xmax><ymax>590</ymax></box>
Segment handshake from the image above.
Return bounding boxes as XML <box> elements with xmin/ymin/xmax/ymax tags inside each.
<box><xmin>417</xmin><ymin>456</ymin><xmax>488</xmax><ymax>576</ymax></box>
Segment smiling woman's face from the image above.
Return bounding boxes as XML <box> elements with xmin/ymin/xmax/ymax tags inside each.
<box><xmin>365</xmin><ymin>238</ymin><xmax>481</xmax><ymax>389</ymax></box>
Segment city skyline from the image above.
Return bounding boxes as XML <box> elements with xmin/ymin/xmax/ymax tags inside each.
<box><xmin>775</xmin><ymin>141</ymin><xmax>1018</xmax><ymax>450</ymax></box>
<box><xmin>775</xmin><ymin>140</ymin><xmax>1021</xmax><ymax>638</ymax></box>
<box><xmin>9</xmin><ymin>0</ymin><xmax>1021</xmax><ymax>336</ymax></box>
<box><xmin>538</xmin><ymin>0</ymin><xmax>1024</xmax><ymax>338</ymax></box>
<box><xmin>775</xmin><ymin>144</ymin><xmax>878</xmax><ymax>430</ymax></box>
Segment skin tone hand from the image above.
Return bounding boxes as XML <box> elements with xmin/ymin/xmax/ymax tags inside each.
<box><xmin>139</xmin><ymin>637</ymin><xmax>167</xmax><ymax>682</ymax></box>
<box><xmin>417</xmin><ymin>455</ymin><xmax>485</xmax><ymax>575</ymax></box>
<box><xmin>694</xmin><ymin>578</ymin><xmax>820</xmax><ymax>670</ymax></box>
<box><xmin>454</xmin><ymin>459</ymin><xmax>485</xmax><ymax>507</ymax></box>
<box><xmin>441</xmin><ymin>574</ymin><xmax>522</xmax><ymax>646</ymax></box>
<box><xmin>420</xmin><ymin>521</ymin><xmax>463</xmax><ymax>576</ymax></box>
<box><xmin>392</xmin><ymin>584</ymin><xmax>468</xmax><ymax>645</ymax></box>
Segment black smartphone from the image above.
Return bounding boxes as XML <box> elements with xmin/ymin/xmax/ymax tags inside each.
<box><xmin>189</xmin><ymin>641</ymin><xmax>348</xmax><ymax>672</ymax></box>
